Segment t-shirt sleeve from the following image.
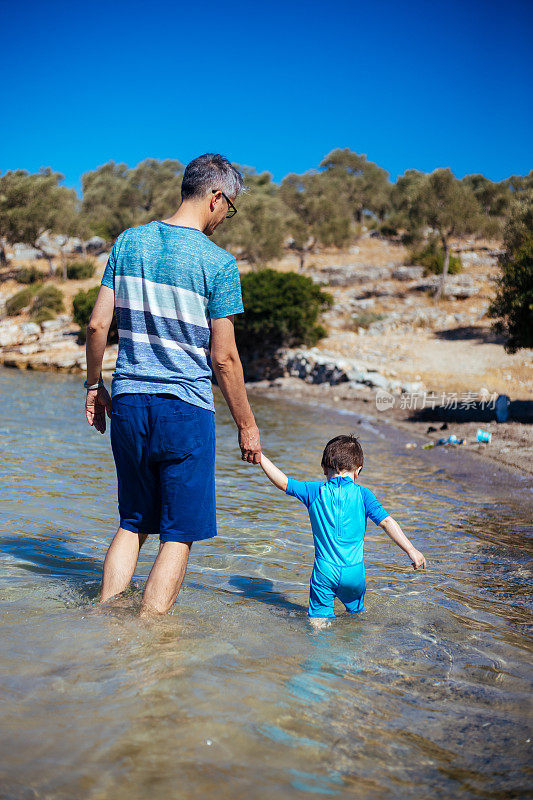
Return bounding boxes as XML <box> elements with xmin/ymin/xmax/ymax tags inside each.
<box><xmin>286</xmin><ymin>479</ymin><xmax>322</xmax><ymax>509</ymax></box>
<box><xmin>207</xmin><ymin>258</ymin><xmax>244</xmax><ymax>318</ymax></box>
<box><xmin>361</xmin><ymin>486</ymin><xmax>389</xmax><ymax>525</ymax></box>
<box><xmin>101</xmin><ymin>243</ymin><xmax>117</xmax><ymax>290</ymax></box>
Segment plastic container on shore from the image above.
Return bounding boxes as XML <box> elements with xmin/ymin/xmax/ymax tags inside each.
<box><xmin>437</xmin><ymin>435</ymin><xmax>459</xmax><ymax>445</ymax></box>
<box><xmin>477</xmin><ymin>428</ymin><xmax>492</xmax><ymax>443</ymax></box>
<box><xmin>495</xmin><ymin>394</ymin><xmax>510</xmax><ymax>423</ymax></box>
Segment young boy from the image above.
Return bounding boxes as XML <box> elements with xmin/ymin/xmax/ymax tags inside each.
<box><xmin>258</xmin><ymin>434</ymin><xmax>426</xmax><ymax>625</ymax></box>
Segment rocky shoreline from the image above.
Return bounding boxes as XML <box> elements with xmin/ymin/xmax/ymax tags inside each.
<box><xmin>246</xmin><ymin>376</ymin><xmax>533</xmax><ymax>480</ymax></box>
<box><xmin>1</xmin><ymin>312</ymin><xmax>531</xmax><ymax>480</ymax></box>
<box><xmin>0</xmin><ymin>316</ymin><xmax>117</xmax><ymax>373</ymax></box>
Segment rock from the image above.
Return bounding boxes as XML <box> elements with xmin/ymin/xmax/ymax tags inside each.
<box><xmin>97</xmin><ymin>252</ymin><xmax>111</xmax><ymax>264</ymax></box>
<box><xmin>54</xmin><ymin>357</ymin><xmax>78</xmax><ymax>370</ymax></box>
<box><xmin>41</xmin><ymin>319</ymin><xmax>65</xmax><ymax>331</ymax></box>
<box><xmin>12</xmin><ymin>244</ymin><xmax>42</xmax><ymax>261</ymax></box>
<box><xmin>392</xmin><ymin>266</ymin><xmax>424</xmax><ymax>281</ymax></box>
<box><xmin>311</xmin><ymin>265</ymin><xmax>392</xmax><ymax>287</ymax></box>
<box><xmin>21</xmin><ymin>322</ymin><xmax>41</xmax><ymax>339</ymax></box>
<box><xmin>362</xmin><ymin>372</ymin><xmax>391</xmax><ymax>390</ymax></box>
<box><xmin>351</xmin><ymin>298</ymin><xmax>375</xmax><ymax>309</ymax></box>
<box><xmin>283</xmin><ymin>349</ymin><xmax>364</xmax><ymax>386</ymax></box>
<box><xmin>0</xmin><ymin>323</ymin><xmax>23</xmax><ymax>347</ymax></box>
<box><xmin>85</xmin><ymin>236</ymin><xmax>107</xmax><ymax>254</ymax></box>
<box><xmin>401</xmin><ymin>381</ymin><xmax>425</xmax><ymax>393</ymax></box>
<box><xmin>18</xmin><ymin>344</ymin><xmax>41</xmax><ymax>355</ymax></box>
<box><xmin>447</xmin><ymin>285</ymin><xmax>478</xmax><ymax>299</ymax></box>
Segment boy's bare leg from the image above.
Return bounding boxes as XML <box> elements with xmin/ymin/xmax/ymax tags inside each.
<box><xmin>100</xmin><ymin>527</ymin><xmax>148</xmax><ymax>603</ymax></box>
<box><xmin>140</xmin><ymin>541</ymin><xmax>192</xmax><ymax>615</ymax></box>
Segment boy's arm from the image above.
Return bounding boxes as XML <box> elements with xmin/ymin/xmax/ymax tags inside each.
<box><xmin>379</xmin><ymin>516</ymin><xmax>427</xmax><ymax>569</ymax></box>
<box><xmin>259</xmin><ymin>453</ymin><xmax>288</xmax><ymax>492</ymax></box>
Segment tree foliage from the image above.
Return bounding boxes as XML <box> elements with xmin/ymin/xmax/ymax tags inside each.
<box><xmin>234</xmin><ymin>269</ymin><xmax>333</xmax><ymax>368</ymax></box>
<box><xmin>0</xmin><ymin>168</ymin><xmax>78</xmax><ymax>256</ymax></box>
<box><xmin>410</xmin><ymin>239</ymin><xmax>462</xmax><ymax>275</ymax></box>
<box><xmin>214</xmin><ymin>168</ymin><xmax>286</xmax><ymax>264</ymax></box>
<box><xmin>80</xmin><ymin>159</ymin><xmax>184</xmax><ymax>241</ymax></box>
<box><xmin>406</xmin><ymin>168</ymin><xmax>482</xmax><ymax>298</ymax></box>
<box><xmin>319</xmin><ymin>149</ymin><xmax>392</xmax><ymax>222</ymax></box>
<box><xmin>72</xmin><ymin>286</ymin><xmax>118</xmax><ymax>343</ymax></box>
<box><xmin>489</xmin><ymin>198</ymin><xmax>533</xmax><ymax>352</ymax></box>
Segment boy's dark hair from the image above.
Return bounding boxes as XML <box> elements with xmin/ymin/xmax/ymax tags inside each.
<box><xmin>321</xmin><ymin>434</ymin><xmax>364</xmax><ymax>473</ymax></box>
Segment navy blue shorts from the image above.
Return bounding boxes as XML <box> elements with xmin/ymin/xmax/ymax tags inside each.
<box><xmin>110</xmin><ymin>393</ymin><xmax>216</xmax><ymax>543</ymax></box>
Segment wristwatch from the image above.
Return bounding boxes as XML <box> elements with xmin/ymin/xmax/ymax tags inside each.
<box><xmin>84</xmin><ymin>378</ymin><xmax>104</xmax><ymax>390</ymax></box>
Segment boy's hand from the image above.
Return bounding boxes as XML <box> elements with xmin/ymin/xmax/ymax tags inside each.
<box><xmin>408</xmin><ymin>548</ymin><xmax>426</xmax><ymax>570</ymax></box>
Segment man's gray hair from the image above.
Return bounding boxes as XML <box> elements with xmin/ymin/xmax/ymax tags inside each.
<box><xmin>181</xmin><ymin>153</ymin><xmax>244</xmax><ymax>200</ymax></box>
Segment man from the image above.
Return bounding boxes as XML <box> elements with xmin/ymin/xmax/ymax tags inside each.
<box><xmin>84</xmin><ymin>153</ymin><xmax>261</xmax><ymax>614</ymax></box>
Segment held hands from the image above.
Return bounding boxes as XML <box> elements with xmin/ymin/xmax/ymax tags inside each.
<box><xmin>408</xmin><ymin>548</ymin><xmax>427</xmax><ymax>570</ymax></box>
<box><xmin>239</xmin><ymin>424</ymin><xmax>261</xmax><ymax>463</ymax></box>
<box><xmin>85</xmin><ymin>386</ymin><xmax>112</xmax><ymax>434</ymax></box>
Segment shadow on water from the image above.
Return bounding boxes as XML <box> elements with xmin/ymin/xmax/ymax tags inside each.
<box><xmin>228</xmin><ymin>576</ymin><xmax>305</xmax><ymax>614</ymax></box>
<box><xmin>0</xmin><ymin>535</ymin><xmax>102</xmax><ymax>599</ymax></box>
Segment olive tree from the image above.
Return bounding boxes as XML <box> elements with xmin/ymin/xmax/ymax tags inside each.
<box><xmin>0</xmin><ymin>168</ymin><xmax>78</xmax><ymax>274</ymax></box>
<box><xmin>408</xmin><ymin>168</ymin><xmax>482</xmax><ymax>299</ymax></box>
<box><xmin>489</xmin><ymin>197</ymin><xmax>533</xmax><ymax>352</ymax></box>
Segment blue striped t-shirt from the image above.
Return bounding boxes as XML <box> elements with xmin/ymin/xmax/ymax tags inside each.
<box><xmin>101</xmin><ymin>221</ymin><xmax>244</xmax><ymax>411</ymax></box>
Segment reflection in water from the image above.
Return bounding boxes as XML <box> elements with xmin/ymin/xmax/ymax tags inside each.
<box><xmin>0</xmin><ymin>368</ymin><xmax>532</xmax><ymax>799</ymax></box>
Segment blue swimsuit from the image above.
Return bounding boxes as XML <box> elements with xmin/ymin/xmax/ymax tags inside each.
<box><xmin>286</xmin><ymin>476</ymin><xmax>389</xmax><ymax>618</ymax></box>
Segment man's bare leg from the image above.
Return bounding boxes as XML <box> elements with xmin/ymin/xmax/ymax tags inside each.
<box><xmin>140</xmin><ymin>541</ymin><xmax>192</xmax><ymax>615</ymax></box>
<box><xmin>100</xmin><ymin>527</ymin><xmax>148</xmax><ymax>603</ymax></box>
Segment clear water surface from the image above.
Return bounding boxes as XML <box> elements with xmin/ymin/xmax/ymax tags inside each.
<box><xmin>0</xmin><ymin>368</ymin><xmax>532</xmax><ymax>799</ymax></box>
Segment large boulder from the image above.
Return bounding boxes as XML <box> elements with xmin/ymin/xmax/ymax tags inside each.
<box><xmin>85</xmin><ymin>236</ymin><xmax>107</xmax><ymax>254</ymax></box>
<box><xmin>12</xmin><ymin>244</ymin><xmax>42</xmax><ymax>262</ymax></box>
<box><xmin>311</xmin><ymin>265</ymin><xmax>392</xmax><ymax>287</ymax></box>
<box><xmin>392</xmin><ymin>266</ymin><xmax>424</xmax><ymax>281</ymax></box>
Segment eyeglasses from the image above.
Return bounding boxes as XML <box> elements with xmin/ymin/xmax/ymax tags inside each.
<box><xmin>213</xmin><ymin>189</ymin><xmax>237</xmax><ymax>218</ymax></box>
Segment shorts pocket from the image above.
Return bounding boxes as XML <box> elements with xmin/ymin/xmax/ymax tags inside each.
<box><xmin>110</xmin><ymin>410</ymin><xmax>135</xmax><ymax>453</ymax></box>
<box><xmin>151</xmin><ymin>412</ymin><xmax>203</xmax><ymax>460</ymax></box>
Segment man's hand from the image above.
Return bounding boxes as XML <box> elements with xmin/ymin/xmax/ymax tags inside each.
<box><xmin>86</xmin><ymin>386</ymin><xmax>112</xmax><ymax>434</ymax></box>
<box><xmin>239</xmin><ymin>424</ymin><xmax>261</xmax><ymax>463</ymax></box>
<box><xmin>408</xmin><ymin>548</ymin><xmax>427</xmax><ymax>570</ymax></box>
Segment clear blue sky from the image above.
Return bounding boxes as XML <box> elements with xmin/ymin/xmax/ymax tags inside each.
<box><xmin>1</xmin><ymin>0</ymin><xmax>531</xmax><ymax>189</ymax></box>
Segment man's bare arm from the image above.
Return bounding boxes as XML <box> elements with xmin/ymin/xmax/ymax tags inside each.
<box><xmin>85</xmin><ymin>285</ymin><xmax>114</xmax><ymax>433</ymax></box>
<box><xmin>210</xmin><ymin>315</ymin><xmax>261</xmax><ymax>463</ymax></box>
<box><xmin>379</xmin><ymin>516</ymin><xmax>427</xmax><ymax>569</ymax></box>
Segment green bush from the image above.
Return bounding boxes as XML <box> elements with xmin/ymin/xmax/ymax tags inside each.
<box><xmin>15</xmin><ymin>266</ymin><xmax>42</xmax><ymax>284</ymax></box>
<box><xmin>73</xmin><ymin>286</ymin><xmax>118</xmax><ymax>343</ymax></box>
<box><xmin>29</xmin><ymin>285</ymin><xmax>64</xmax><ymax>323</ymax></box>
<box><xmin>7</xmin><ymin>283</ymin><xmax>64</xmax><ymax>322</ymax></box>
<box><xmin>66</xmin><ymin>259</ymin><xmax>95</xmax><ymax>280</ymax></box>
<box><xmin>6</xmin><ymin>287</ymin><xmax>36</xmax><ymax>315</ymax></box>
<box><xmin>489</xmin><ymin>200</ymin><xmax>533</xmax><ymax>353</ymax></box>
<box><xmin>31</xmin><ymin>308</ymin><xmax>57</xmax><ymax>324</ymax></box>
<box><xmin>32</xmin><ymin>284</ymin><xmax>64</xmax><ymax>313</ymax></box>
<box><xmin>378</xmin><ymin>222</ymin><xmax>398</xmax><ymax>238</ymax></box>
<box><xmin>234</xmin><ymin>269</ymin><xmax>333</xmax><ymax>373</ymax></box>
<box><xmin>409</xmin><ymin>240</ymin><xmax>462</xmax><ymax>275</ymax></box>
<box><xmin>352</xmin><ymin>311</ymin><xmax>385</xmax><ymax>328</ymax></box>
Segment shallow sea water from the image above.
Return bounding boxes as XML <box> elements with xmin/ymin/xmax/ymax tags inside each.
<box><xmin>0</xmin><ymin>368</ymin><xmax>532</xmax><ymax>799</ymax></box>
